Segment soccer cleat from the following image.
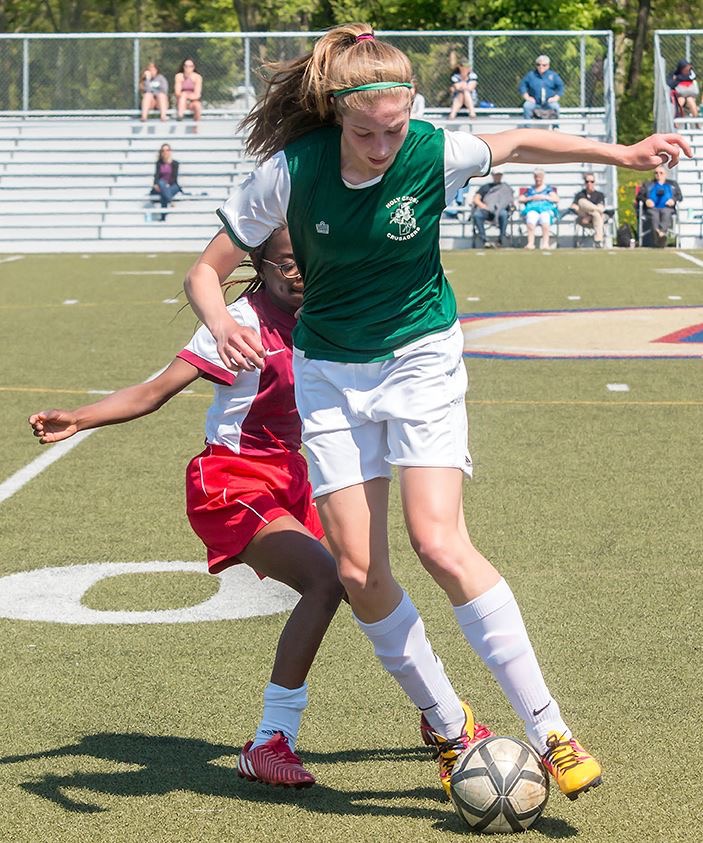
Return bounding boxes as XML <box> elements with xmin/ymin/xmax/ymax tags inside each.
<box><xmin>541</xmin><ymin>732</ymin><xmax>602</xmax><ymax>800</ymax></box>
<box><xmin>420</xmin><ymin>700</ymin><xmax>495</xmax><ymax>798</ymax></box>
<box><xmin>420</xmin><ymin>699</ymin><xmax>494</xmax><ymax>748</ymax></box>
<box><xmin>237</xmin><ymin>732</ymin><xmax>315</xmax><ymax>788</ymax></box>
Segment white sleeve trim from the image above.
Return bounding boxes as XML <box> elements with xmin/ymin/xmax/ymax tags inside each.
<box><xmin>443</xmin><ymin>131</ymin><xmax>492</xmax><ymax>206</ymax></box>
<box><xmin>218</xmin><ymin>152</ymin><xmax>290</xmax><ymax>249</ymax></box>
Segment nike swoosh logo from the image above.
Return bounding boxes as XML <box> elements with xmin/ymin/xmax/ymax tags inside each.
<box><xmin>419</xmin><ymin>702</ymin><xmax>438</xmax><ymax>712</ymax></box>
<box><xmin>532</xmin><ymin>700</ymin><xmax>552</xmax><ymax>717</ymax></box>
<box><xmin>265</xmin><ymin>348</ymin><xmax>286</xmax><ymax>356</ymax></box>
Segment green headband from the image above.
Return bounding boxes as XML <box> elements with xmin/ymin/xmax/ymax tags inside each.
<box><xmin>332</xmin><ymin>81</ymin><xmax>413</xmax><ymax>98</ymax></box>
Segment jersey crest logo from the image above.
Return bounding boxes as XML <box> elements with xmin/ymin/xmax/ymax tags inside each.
<box><xmin>386</xmin><ymin>195</ymin><xmax>421</xmax><ymax>241</ymax></box>
<box><xmin>315</xmin><ymin>220</ymin><xmax>330</xmax><ymax>235</ymax></box>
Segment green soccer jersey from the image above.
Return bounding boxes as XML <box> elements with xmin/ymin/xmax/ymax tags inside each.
<box><xmin>218</xmin><ymin>120</ymin><xmax>490</xmax><ymax>362</ymax></box>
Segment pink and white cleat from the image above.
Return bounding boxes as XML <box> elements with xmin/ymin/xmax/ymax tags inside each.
<box><xmin>237</xmin><ymin>732</ymin><xmax>315</xmax><ymax>788</ymax></box>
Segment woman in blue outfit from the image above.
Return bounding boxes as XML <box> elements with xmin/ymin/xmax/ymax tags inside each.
<box><xmin>518</xmin><ymin>168</ymin><xmax>559</xmax><ymax>249</ymax></box>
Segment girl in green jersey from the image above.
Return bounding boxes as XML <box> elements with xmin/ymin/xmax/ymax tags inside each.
<box><xmin>184</xmin><ymin>23</ymin><xmax>690</xmax><ymax>801</ymax></box>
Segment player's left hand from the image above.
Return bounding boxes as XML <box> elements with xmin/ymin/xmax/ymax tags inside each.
<box><xmin>622</xmin><ymin>133</ymin><xmax>692</xmax><ymax>170</ymax></box>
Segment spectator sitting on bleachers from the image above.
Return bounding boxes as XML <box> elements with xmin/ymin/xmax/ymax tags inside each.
<box><xmin>472</xmin><ymin>170</ymin><xmax>514</xmax><ymax>248</ymax></box>
<box><xmin>637</xmin><ymin>166</ymin><xmax>682</xmax><ymax>247</ymax></box>
<box><xmin>448</xmin><ymin>64</ymin><xmax>477</xmax><ymax>119</ymax></box>
<box><xmin>519</xmin><ymin>55</ymin><xmax>564</xmax><ymax>121</ymax></box>
<box><xmin>140</xmin><ymin>62</ymin><xmax>169</xmax><ymax>122</ymax></box>
<box><xmin>518</xmin><ymin>168</ymin><xmax>559</xmax><ymax>250</ymax></box>
<box><xmin>667</xmin><ymin>59</ymin><xmax>699</xmax><ymax>118</ymax></box>
<box><xmin>570</xmin><ymin>173</ymin><xmax>606</xmax><ymax>248</ymax></box>
<box><xmin>174</xmin><ymin>58</ymin><xmax>203</xmax><ymax>123</ymax></box>
<box><xmin>150</xmin><ymin>143</ymin><xmax>182</xmax><ymax>221</ymax></box>
<box><xmin>411</xmin><ymin>80</ymin><xmax>426</xmax><ymax>117</ymax></box>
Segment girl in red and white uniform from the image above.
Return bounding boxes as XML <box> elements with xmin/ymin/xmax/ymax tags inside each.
<box><xmin>28</xmin><ymin>227</ymin><xmax>343</xmax><ymax>789</ymax></box>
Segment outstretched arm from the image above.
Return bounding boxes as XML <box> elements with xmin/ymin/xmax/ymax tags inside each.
<box><xmin>479</xmin><ymin>129</ymin><xmax>692</xmax><ymax>171</ymax></box>
<box><xmin>184</xmin><ymin>228</ymin><xmax>265</xmax><ymax>371</ymax></box>
<box><xmin>28</xmin><ymin>358</ymin><xmax>199</xmax><ymax>444</ymax></box>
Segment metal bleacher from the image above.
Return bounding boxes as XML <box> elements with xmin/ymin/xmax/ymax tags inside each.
<box><xmin>434</xmin><ymin>108</ymin><xmax>615</xmax><ymax>248</ymax></box>
<box><xmin>0</xmin><ymin>115</ymin><xmax>252</xmax><ymax>252</ymax></box>
<box><xmin>0</xmin><ymin>107</ymin><xmax>614</xmax><ymax>253</ymax></box>
<box><xmin>668</xmin><ymin>121</ymin><xmax>703</xmax><ymax>248</ymax></box>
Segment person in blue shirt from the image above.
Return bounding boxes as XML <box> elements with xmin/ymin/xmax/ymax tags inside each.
<box><xmin>518</xmin><ymin>168</ymin><xmax>559</xmax><ymax>249</ymax></box>
<box><xmin>641</xmin><ymin>165</ymin><xmax>683</xmax><ymax>246</ymax></box>
<box><xmin>519</xmin><ymin>55</ymin><xmax>564</xmax><ymax>120</ymax></box>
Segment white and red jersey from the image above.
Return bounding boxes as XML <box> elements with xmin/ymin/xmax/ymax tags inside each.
<box><xmin>177</xmin><ymin>288</ymin><xmax>300</xmax><ymax>456</ymax></box>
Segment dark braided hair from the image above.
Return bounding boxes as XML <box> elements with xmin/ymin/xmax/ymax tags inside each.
<box><xmin>221</xmin><ymin>233</ymin><xmax>271</xmax><ymax>304</ymax></box>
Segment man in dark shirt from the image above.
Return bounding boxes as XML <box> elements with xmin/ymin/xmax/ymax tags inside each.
<box><xmin>570</xmin><ymin>174</ymin><xmax>606</xmax><ymax>247</ymax></box>
<box><xmin>472</xmin><ymin>170</ymin><xmax>514</xmax><ymax>247</ymax></box>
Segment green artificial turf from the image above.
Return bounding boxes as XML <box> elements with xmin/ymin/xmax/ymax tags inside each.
<box><xmin>0</xmin><ymin>251</ymin><xmax>701</xmax><ymax>842</ymax></box>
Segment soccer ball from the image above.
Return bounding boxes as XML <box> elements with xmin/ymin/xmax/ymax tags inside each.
<box><xmin>450</xmin><ymin>736</ymin><xmax>549</xmax><ymax>834</ymax></box>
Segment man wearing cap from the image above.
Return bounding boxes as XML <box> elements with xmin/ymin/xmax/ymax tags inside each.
<box><xmin>519</xmin><ymin>55</ymin><xmax>564</xmax><ymax>120</ymax></box>
<box><xmin>471</xmin><ymin>170</ymin><xmax>514</xmax><ymax>247</ymax></box>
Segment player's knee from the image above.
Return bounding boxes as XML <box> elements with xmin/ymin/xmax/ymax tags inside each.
<box><xmin>336</xmin><ymin>557</ymin><xmax>385</xmax><ymax>600</ymax></box>
<box><xmin>410</xmin><ymin>532</ymin><xmax>463</xmax><ymax>583</ymax></box>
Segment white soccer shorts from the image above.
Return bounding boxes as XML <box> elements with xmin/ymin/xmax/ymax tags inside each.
<box><xmin>293</xmin><ymin>321</ymin><xmax>473</xmax><ymax>497</ymax></box>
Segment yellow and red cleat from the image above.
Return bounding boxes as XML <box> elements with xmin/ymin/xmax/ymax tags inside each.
<box><xmin>420</xmin><ymin>700</ymin><xmax>495</xmax><ymax>798</ymax></box>
<box><xmin>541</xmin><ymin>731</ymin><xmax>602</xmax><ymax>800</ymax></box>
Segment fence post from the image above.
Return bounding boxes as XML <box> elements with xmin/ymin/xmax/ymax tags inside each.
<box><xmin>579</xmin><ymin>35</ymin><xmax>586</xmax><ymax>109</ymax></box>
<box><xmin>133</xmin><ymin>37</ymin><xmax>140</xmax><ymax>111</ymax></box>
<box><xmin>467</xmin><ymin>35</ymin><xmax>474</xmax><ymax>70</ymax></box>
<box><xmin>22</xmin><ymin>38</ymin><xmax>29</xmax><ymax>112</ymax></box>
<box><xmin>244</xmin><ymin>35</ymin><xmax>252</xmax><ymax>108</ymax></box>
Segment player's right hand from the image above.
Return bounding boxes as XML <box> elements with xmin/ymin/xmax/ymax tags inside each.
<box><xmin>28</xmin><ymin>410</ymin><xmax>78</xmax><ymax>444</ymax></box>
<box><xmin>214</xmin><ymin>316</ymin><xmax>266</xmax><ymax>372</ymax></box>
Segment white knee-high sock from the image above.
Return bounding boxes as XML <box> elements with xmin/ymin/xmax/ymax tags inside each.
<box><xmin>453</xmin><ymin>578</ymin><xmax>569</xmax><ymax>753</ymax></box>
<box><xmin>252</xmin><ymin>681</ymin><xmax>308</xmax><ymax>750</ymax></box>
<box><xmin>354</xmin><ymin>591</ymin><xmax>466</xmax><ymax>739</ymax></box>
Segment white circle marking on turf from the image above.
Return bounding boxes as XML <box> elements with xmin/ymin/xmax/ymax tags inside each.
<box><xmin>63</xmin><ymin>299</ymin><xmax>79</xmax><ymax>305</ymax></box>
<box><xmin>466</xmin><ymin>296</ymin><xmax>481</xmax><ymax>302</ymax></box>
<box><xmin>567</xmin><ymin>296</ymin><xmax>581</xmax><ymax>301</ymax></box>
<box><xmin>0</xmin><ymin>561</ymin><xmax>298</xmax><ymax>624</ymax></box>
<box><xmin>655</xmin><ymin>268</ymin><xmax>702</xmax><ymax>275</ymax></box>
<box><xmin>606</xmin><ymin>383</ymin><xmax>630</xmax><ymax>392</ymax></box>
<box><xmin>668</xmin><ymin>295</ymin><xmax>682</xmax><ymax>300</ymax></box>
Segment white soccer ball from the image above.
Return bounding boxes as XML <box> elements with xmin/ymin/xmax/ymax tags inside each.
<box><xmin>450</xmin><ymin>736</ymin><xmax>549</xmax><ymax>834</ymax></box>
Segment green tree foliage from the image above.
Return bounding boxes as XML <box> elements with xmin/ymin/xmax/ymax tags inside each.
<box><xmin>1</xmin><ymin>0</ymin><xmax>701</xmax><ymax>141</ymax></box>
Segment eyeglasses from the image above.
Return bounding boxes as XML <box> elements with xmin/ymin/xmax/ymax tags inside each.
<box><xmin>262</xmin><ymin>258</ymin><xmax>301</xmax><ymax>279</ymax></box>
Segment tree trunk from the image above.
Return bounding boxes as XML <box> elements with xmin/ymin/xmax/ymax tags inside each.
<box><xmin>626</xmin><ymin>0</ymin><xmax>651</xmax><ymax>94</ymax></box>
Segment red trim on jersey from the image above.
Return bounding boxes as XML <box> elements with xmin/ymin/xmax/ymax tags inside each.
<box><xmin>177</xmin><ymin>348</ymin><xmax>235</xmax><ymax>385</ymax></box>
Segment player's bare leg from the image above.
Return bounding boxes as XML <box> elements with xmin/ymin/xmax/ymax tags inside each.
<box><xmin>236</xmin><ymin>517</ymin><xmax>343</xmax><ymax>788</ymax></box>
<box><xmin>400</xmin><ymin>466</ymin><xmax>602</xmax><ymax>799</ymax></box>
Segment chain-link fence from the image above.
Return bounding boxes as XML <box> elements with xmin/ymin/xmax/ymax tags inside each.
<box><xmin>654</xmin><ymin>30</ymin><xmax>703</xmax><ymax>131</ymax></box>
<box><xmin>0</xmin><ymin>30</ymin><xmax>612</xmax><ymax>115</ymax></box>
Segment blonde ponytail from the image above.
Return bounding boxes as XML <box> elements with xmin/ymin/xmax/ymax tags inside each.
<box><xmin>242</xmin><ymin>24</ymin><xmax>413</xmax><ymax>161</ymax></box>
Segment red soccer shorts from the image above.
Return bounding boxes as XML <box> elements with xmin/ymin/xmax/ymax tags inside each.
<box><xmin>185</xmin><ymin>444</ymin><xmax>324</xmax><ymax>574</ymax></box>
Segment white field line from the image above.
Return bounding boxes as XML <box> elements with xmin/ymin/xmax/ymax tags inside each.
<box><xmin>0</xmin><ymin>365</ymin><xmax>167</xmax><ymax>506</ymax></box>
<box><xmin>0</xmin><ymin>255</ymin><xmax>25</xmax><ymax>264</ymax></box>
<box><xmin>112</xmin><ymin>270</ymin><xmax>175</xmax><ymax>276</ymax></box>
<box><xmin>675</xmin><ymin>251</ymin><xmax>703</xmax><ymax>270</ymax></box>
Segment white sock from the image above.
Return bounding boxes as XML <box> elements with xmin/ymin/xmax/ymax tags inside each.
<box><xmin>453</xmin><ymin>578</ymin><xmax>570</xmax><ymax>753</ymax></box>
<box><xmin>354</xmin><ymin>591</ymin><xmax>466</xmax><ymax>739</ymax></box>
<box><xmin>252</xmin><ymin>681</ymin><xmax>308</xmax><ymax>750</ymax></box>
